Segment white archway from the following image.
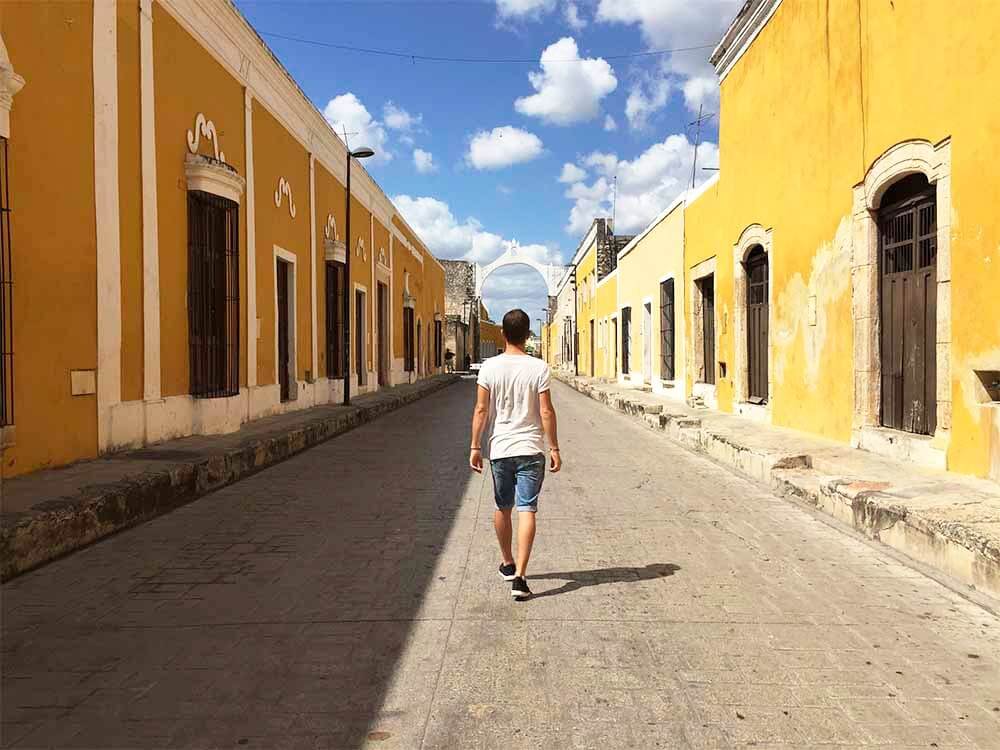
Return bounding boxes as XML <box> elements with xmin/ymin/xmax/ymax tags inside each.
<box><xmin>474</xmin><ymin>241</ymin><xmax>568</xmax><ymax>298</ymax></box>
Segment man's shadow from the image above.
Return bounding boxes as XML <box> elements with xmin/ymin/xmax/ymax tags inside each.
<box><xmin>530</xmin><ymin>563</ymin><xmax>681</xmax><ymax>599</ymax></box>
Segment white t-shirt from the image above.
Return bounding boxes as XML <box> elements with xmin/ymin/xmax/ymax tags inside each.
<box><xmin>477</xmin><ymin>353</ymin><xmax>551</xmax><ymax>460</ymax></box>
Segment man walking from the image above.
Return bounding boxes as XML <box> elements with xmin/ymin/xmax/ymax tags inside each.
<box><xmin>470</xmin><ymin>309</ymin><xmax>561</xmax><ymax>600</ymax></box>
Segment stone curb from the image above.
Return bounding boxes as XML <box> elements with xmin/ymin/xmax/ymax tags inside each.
<box><xmin>0</xmin><ymin>376</ymin><xmax>460</xmax><ymax>582</ymax></box>
<box><xmin>556</xmin><ymin>372</ymin><xmax>1000</xmax><ymax>601</ymax></box>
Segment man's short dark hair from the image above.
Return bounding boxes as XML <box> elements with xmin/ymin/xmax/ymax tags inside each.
<box><xmin>502</xmin><ymin>309</ymin><xmax>530</xmax><ymax>346</ymax></box>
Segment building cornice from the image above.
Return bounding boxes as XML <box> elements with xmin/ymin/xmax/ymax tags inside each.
<box><xmin>157</xmin><ymin>0</ymin><xmax>444</xmax><ymax>268</ymax></box>
<box><xmin>710</xmin><ymin>0</ymin><xmax>782</xmax><ymax>82</ymax></box>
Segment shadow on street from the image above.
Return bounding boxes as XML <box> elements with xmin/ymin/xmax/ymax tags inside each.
<box><xmin>530</xmin><ymin>563</ymin><xmax>681</xmax><ymax>599</ymax></box>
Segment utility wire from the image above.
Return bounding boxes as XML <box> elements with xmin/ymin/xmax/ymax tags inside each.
<box><xmin>257</xmin><ymin>30</ymin><xmax>717</xmax><ymax>64</ymax></box>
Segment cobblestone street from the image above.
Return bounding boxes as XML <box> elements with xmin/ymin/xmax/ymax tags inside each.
<box><xmin>2</xmin><ymin>380</ymin><xmax>999</xmax><ymax>749</ymax></box>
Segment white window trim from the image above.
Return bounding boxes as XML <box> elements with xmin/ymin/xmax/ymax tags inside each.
<box><xmin>850</xmin><ymin>138</ymin><xmax>952</xmax><ymax>457</ymax></box>
<box><xmin>731</xmin><ymin>224</ymin><xmax>774</xmax><ymax>416</ymax></box>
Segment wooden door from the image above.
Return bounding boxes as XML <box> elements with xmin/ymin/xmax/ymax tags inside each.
<box><xmin>879</xmin><ymin>176</ymin><xmax>937</xmax><ymax>435</ymax></box>
<box><xmin>377</xmin><ymin>283</ymin><xmax>388</xmax><ymax>386</ymax></box>
<box><xmin>355</xmin><ymin>289</ymin><xmax>364</xmax><ymax>385</ymax></box>
<box><xmin>660</xmin><ymin>279</ymin><xmax>675</xmax><ymax>381</ymax></box>
<box><xmin>612</xmin><ymin>319</ymin><xmax>618</xmax><ymax>376</ymax></box>
<box><xmin>277</xmin><ymin>260</ymin><xmax>290</xmax><ymax>402</ymax></box>
<box><xmin>746</xmin><ymin>248</ymin><xmax>769</xmax><ymax>402</ymax></box>
<box><xmin>700</xmin><ymin>276</ymin><xmax>715</xmax><ymax>385</ymax></box>
<box><xmin>621</xmin><ymin>307</ymin><xmax>631</xmax><ymax>375</ymax></box>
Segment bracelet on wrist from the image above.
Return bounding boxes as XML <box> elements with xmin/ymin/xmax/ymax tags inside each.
<box><xmin>470</xmin><ymin>447</ymin><xmax>481</xmax><ymax>451</ymax></box>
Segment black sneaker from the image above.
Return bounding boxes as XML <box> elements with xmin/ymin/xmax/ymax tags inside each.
<box><xmin>498</xmin><ymin>562</ymin><xmax>516</xmax><ymax>581</ymax></box>
<box><xmin>511</xmin><ymin>576</ymin><xmax>532</xmax><ymax>600</ymax></box>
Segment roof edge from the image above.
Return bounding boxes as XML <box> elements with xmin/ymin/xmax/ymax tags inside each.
<box><xmin>710</xmin><ymin>0</ymin><xmax>783</xmax><ymax>82</ymax></box>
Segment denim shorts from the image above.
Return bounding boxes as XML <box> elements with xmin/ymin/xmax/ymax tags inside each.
<box><xmin>490</xmin><ymin>453</ymin><xmax>546</xmax><ymax>513</ymax></box>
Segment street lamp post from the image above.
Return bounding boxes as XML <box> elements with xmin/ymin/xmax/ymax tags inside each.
<box><xmin>343</xmin><ymin>146</ymin><xmax>375</xmax><ymax>405</ymax></box>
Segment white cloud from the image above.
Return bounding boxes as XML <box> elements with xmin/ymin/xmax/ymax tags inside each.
<box><xmin>625</xmin><ymin>74</ymin><xmax>671</xmax><ymax>130</ymax></box>
<box><xmin>595</xmin><ymin>0</ymin><xmax>742</xmax><ymax>113</ymax></box>
<box><xmin>603</xmin><ymin>114</ymin><xmax>618</xmax><ymax>131</ymax></box>
<box><xmin>413</xmin><ymin>148</ymin><xmax>437</xmax><ymax>174</ymax></box>
<box><xmin>466</xmin><ymin>126</ymin><xmax>544</xmax><ymax>170</ymax></box>
<box><xmin>563</xmin><ymin>133</ymin><xmax>719</xmax><ymax>236</ymax></box>
<box><xmin>682</xmin><ymin>74</ymin><xmax>720</xmax><ymax>113</ymax></box>
<box><xmin>323</xmin><ymin>93</ymin><xmax>391</xmax><ymax>162</ymax></box>
<box><xmin>383</xmin><ymin>102</ymin><xmax>422</xmax><ymax>132</ymax></box>
<box><xmin>514</xmin><ymin>37</ymin><xmax>617</xmax><ymax>126</ymax></box>
<box><xmin>496</xmin><ymin>0</ymin><xmax>556</xmax><ymax>20</ymax></box>
<box><xmin>558</xmin><ymin>163</ymin><xmax>587</xmax><ymax>183</ymax></box>
<box><xmin>563</xmin><ymin>1</ymin><xmax>586</xmax><ymax>30</ymax></box>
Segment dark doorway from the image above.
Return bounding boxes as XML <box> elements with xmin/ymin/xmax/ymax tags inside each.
<box><xmin>746</xmin><ymin>247</ymin><xmax>769</xmax><ymax>402</ymax></box>
<box><xmin>879</xmin><ymin>174</ymin><xmax>937</xmax><ymax>435</ymax></box>
<box><xmin>660</xmin><ymin>278</ymin><xmax>675</xmax><ymax>381</ymax></box>
<box><xmin>276</xmin><ymin>260</ymin><xmax>291</xmax><ymax>402</ymax></box>
<box><xmin>589</xmin><ymin>319</ymin><xmax>595</xmax><ymax>377</ymax></box>
<box><xmin>621</xmin><ymin>307</ymin><xmax>631</xmax><ymax>375</ymax></box>
<box><xmin>355</xmin><ymin>289</ymin><xmax>365</xmax><ymax>386</ymax></box>
<box><xmin>377</xmin><ymin>282</ymin><xmax>389</xmax><ymax>387</ymax></box>
<box><xmin>325</xmin><ymin>262</ymin><xmax>344</xmax><ymax>379</ymax></box>
<box><xmin>698</xmin><ymin>276</ymin><xmax>716</xmax><ymax>385</ymax></box>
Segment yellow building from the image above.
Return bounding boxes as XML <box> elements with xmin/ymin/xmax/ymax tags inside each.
<box><xmin>572</xmin><ymin>219</ymin><xmax>631</xmax><ymax>380</ymax></box>
<box><xmin>0</xmin><ymin>0</ymin><xmax>445</xmax><ymax>478</ymax></box>
<box><xmin>616</xmin><ymin>194</ymin><xmax>687</xmax><ymax>399</ymax></box>
<box><xmin>479</xmin><ymin>303</ymin><xmax>504</xmax><ymax>358</ymax></box>
<box><xmin>683</xmin><ymin>0</ymin><xmax>1000</xmax><ymax>479</ymax></box>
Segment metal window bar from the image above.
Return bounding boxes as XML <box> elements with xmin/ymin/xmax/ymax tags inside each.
<box><xmin>403</xmin><ymin>307</ymin><xmax>414</xmax><ymax>371</ymax></box>
<box><xmin>187</xmin><ymin>190</ymin><xmax>240</xmax><ymax>398</ymax></box>
<box><xmin>0</xmin><ymin>138</ymin><xmax>12</xmax><ymax>426</ymax></box>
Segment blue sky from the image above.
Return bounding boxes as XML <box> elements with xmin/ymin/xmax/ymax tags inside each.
<box><xmin>235</xmin><ymin>0</ymin><xmax>739</xmax><ymax>321</ymax></box>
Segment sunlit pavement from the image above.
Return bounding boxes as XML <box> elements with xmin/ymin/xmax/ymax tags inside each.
<box><xmin>2</xmin><ymin>380</ymin><xmax>999</xmax><ymax>749</ymax></box>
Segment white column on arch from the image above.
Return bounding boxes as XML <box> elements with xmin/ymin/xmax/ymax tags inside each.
<box><xmin>244</xmin><ymin>89</ymin><xmax>257</xmax><ymax>388</ymax></box>
<box><xmin>139</xmin><ymin>0</ymin><xmax>161</xmax><ymax>401</ymax></box>
<box><xmin>94</xmin><ymin>0</ymin><xmax>121</xmax><ymax>451</ymax></box>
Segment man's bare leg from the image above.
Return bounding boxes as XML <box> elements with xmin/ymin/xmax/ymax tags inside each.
<box><xmin>494</xmin><ymin>509</ymin><xmax>514</xmax><ymax>566</ymax></box>
<box><xmin>515</xmin><ymin>511</ymin><xmax>536</xmax><ymax>578</ymax></box>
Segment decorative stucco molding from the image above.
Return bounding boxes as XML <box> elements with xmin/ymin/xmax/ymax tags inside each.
<box><xmin>185</xmin><ymin>152</ymin><xmax>245</xmax><ymax>203</ymax></box>
<box><xmin>323</xmin><ymin>214</ymin><xmax>345</xmax><ymax>262</ymax></box>
<box><xmin>274</xmin><ymin>177</ymin><xmax>296</xmax><ymax>217</ymax></box>
<box><xmin>403</xmin><ymin>271</ymin><xmax>415</xmax><ymax>309</ymax></box>
<box><xmin>323</xmin><ymin>213</ymin><xmax>339</xmax><ymax>241</ymax></box>
<box><xmin>356</xmin><ymin>237</ymin><xmax>367</xmax><ymax>261</ymax></box>
<box><xmin>186</xmin><ymin>112</ymin><xmax>226</xmax><ymax>162</ymax></box>
<box><xmin>0</xmin><ymin>33</ymin><xmax>25</xmax><ymax>140</ymax></box>
<box><xmin>850</xmin><ymin>137</ymin><xmax>953</xmax><ymax>455</ymax></box>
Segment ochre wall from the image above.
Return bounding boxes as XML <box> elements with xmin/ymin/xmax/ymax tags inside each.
<box><xmin>689</xmin><ymin>0</ymin><xmax>1000</xmax><ymax>476</ymax></box>
<box><xmin>154</xmin><ymin>4</ymin><xmax>246</xmax><ymax>397</ymax></box>
<box><xmin>2</xmin><ymin>1</ymin><xmax>98</xmax><ymax>476</ymax></box>
<box><xmin>617</xmin><ymin>204</ymin><xmax>686</xmax><ymax>385</ymax></box>
<box><xmin>594</xmin><ymin>273</ymin><xmax>617</xmax><ymax>379</ymax></box>
<box><xmin>313</xmin><ymin>159</ymin><xmax>346</xmax><ymax>379</ymax></box>
<box><xmin>252</xmin><ymin>101</ymin><xmax>310</xmax><ymax>385</ymax></box>
<box><xmin>347</xmin><ymin>195</ymin><xmax>373</xmax><ymax>378</ymax></box>
<box><xmin>574</xmin><ymin>244</ymin><xmax>597</xmax><ymax>377</ymax></box>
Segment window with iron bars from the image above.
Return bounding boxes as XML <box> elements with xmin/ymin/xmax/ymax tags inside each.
<box><xmin>187</xmin><ymin>190</ymin><xmax>240</xmax><ymax>398</ymax></box>
<box><xmin>0</xmin><ymin>137</ymin><xmax>13</xmax><ymax>427</ymax></box>
<box><xmin>403</xmin><ymin>307</ymin><xmax>415</xmax><ymax>372</ymax></box>
<box><xmin>325</xmin><ymin>262</ymin><xmax>345</xmax><ymax>377</ymax></box>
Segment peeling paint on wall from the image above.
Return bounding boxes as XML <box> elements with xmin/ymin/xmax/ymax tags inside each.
<box><xmin>772</xmin><ymin>217</ymin><xmax>852</xmax><ymax>389</ymax></box>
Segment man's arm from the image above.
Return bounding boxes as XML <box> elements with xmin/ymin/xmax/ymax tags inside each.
<box><xmin>469</xmin><ymin>385</ymin><xmax>491</xmax><ymax>473</ymax></box>
<box><xmin>539</xmin><ymin>390</ymin><xmax>561</xmax><ymax>473</ymax></box>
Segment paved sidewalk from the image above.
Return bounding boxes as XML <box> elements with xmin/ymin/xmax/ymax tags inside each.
<box><xmin>0</xmin><ymin>375</ymin><xmax>458</xmax><ymax>581</ymax></box>
<box><xmin>2</xmin><ymin>379</ymin><xmax>998</xmax><ymax>749</ymax></box>
<box><xmin>555</xmin><ymin>372</ymin><xmax>1000</xmax><ymax>602</ymax></box>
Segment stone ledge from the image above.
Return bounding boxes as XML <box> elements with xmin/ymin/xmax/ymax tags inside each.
<box><xmin>554</xmin><ymin>370</ymin><xmax>1000</xmax><ymax>601</ymax></box>
<box><xmin>0</xmin><ymin>376</ymin><xmax>459</xmax><ymax>582</ymax></box>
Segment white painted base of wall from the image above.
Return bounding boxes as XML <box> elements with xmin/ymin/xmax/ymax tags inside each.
<box><xmin>733</xmin><ymin>401</ymin><xmax>771</xmax><ymax>424</ymax></box>
<box><xmin>852</xmin><ymin>425</ymin><xmax>947</xmax><ymax>471</ymax></box>
<box><xmin>691</xmin><ymin>382</ymin><xmax>718</xmax><ymax>410</ymax></box>
<box><xmin>651</xmin><ymin>378</ymin><xmax>683</xmax><ymax>401</ymax></box>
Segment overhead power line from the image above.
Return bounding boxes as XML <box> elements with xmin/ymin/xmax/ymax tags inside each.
<box><xmin>257</xmin><ymin>31</ymin><xmax>717</xmax><ymax>64</ymax></box>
